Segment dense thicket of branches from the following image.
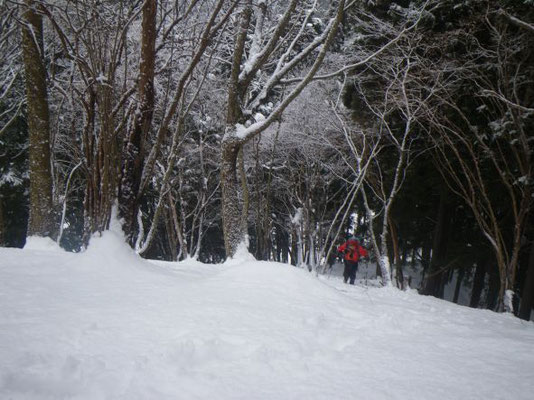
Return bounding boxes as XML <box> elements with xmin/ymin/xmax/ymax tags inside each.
<box><xmin>0</xmin><ymin>0</ymin><xmax>533</xmax><ymax>319</ymax></box>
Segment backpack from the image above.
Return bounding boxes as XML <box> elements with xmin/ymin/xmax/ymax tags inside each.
<box><xmin>346</xmin><ymin>241</ymin><xmax>360</xmax><ymax>260</ymax></box>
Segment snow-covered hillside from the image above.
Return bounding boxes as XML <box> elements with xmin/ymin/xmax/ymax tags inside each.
<box><xmin>1</xmin><ymin>231</ymin><xmax>533</xmax><ymax>399</ymax></box>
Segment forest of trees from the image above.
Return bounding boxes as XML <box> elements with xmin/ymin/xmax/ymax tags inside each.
<box><xmin>0</xmin><ymin>0</ymin><xmax>533</xmax><ymax>319</ymax></box>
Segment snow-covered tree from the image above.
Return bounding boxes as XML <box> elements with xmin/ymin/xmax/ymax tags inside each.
<box><xmin>220</xmin><ymin>0</ymin><xmax>346</xmax><ymax>258</ymax></box>
<box><xmin>134</xmin><ymin>0</ymin><xmax>238</xmax><ymax>255</ymax></box>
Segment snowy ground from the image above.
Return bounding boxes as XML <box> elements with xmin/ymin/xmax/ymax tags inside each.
<box><xmin>1</xmin><ymin>231</ymin><xmax>534</xmax><ymax>399</ymax></box>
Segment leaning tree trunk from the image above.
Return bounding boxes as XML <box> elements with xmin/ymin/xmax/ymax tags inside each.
<box><xmin>22</xmin><ymin>0</ymin><xmax>55</xmax><ymax>238</ymax></box>
<box><xmin>361</xmin><ymin>186</ymin><xmax>392</xmax><ymax>286</ymax></box>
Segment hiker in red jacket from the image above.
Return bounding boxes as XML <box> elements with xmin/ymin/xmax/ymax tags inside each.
<box><xmin>337</xmin><ymin>236</ymin><xmax>368</xmax><ymax>284</ymax></box>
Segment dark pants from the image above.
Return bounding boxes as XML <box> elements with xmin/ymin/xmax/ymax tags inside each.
<box><xmin>343</xmin><ymin>260</ymin><xmax>359</xmax><ymax>284</ymax></box>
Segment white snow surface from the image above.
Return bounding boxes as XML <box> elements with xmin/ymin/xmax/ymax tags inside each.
<box><xmin>1</xmin><ymin>232</ymin><xmax>534</xmax><ymax>399</ymax></box>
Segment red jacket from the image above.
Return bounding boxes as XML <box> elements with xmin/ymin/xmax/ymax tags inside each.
<box><xmin>337</xmin><ymin>239</ymin><xmax>368</xmax><ymax>262</ymax></box>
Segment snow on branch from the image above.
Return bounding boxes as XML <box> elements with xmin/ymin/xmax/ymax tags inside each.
<box><xmin>283</xmin><ymin>0</ymin><xmax>432</xmax><ymax>84</ymax></box>
<box><xmin>226</xmin><ymin>0</ymin><xmax>346</xmax><ymax>144</ymax></box>
<box><xmin>238</xmin><ymin>0</ymin><xmax>299</xmax><ymax>84</ymax></box>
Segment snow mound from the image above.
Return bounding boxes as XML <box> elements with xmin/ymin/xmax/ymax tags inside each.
<box><xmin>224</xmin><ymin>239</ymin><xmax>256</xmax><ymax>266</ymax></box>
<box><xmin>83</xmin><ymin>229</ymin><xmax>141</xmax><ymax>266</ymax></box>
<box><xmin>80</xmin><ymin>209</ymin><xmax>148</xmax><ymax>271</ymax></box>
<box><xmin>23</xmin><ymin>236</ymin><xmax>62</xmax><ymax>252</ymax></box>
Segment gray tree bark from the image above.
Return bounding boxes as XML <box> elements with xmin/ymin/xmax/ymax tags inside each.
<box><xmin>119</xmin><ymin>0</ymin><xmax>157</xmax><ymax>244</ymax></box>
<box><xmin>22</xmin><ymin>0</ymin><xmax>55</xmax><ymax>238</ymax></box>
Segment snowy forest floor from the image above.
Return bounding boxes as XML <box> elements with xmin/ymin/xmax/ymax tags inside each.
<box><xmin>1</xmin><ymin>230</ymin><xmax>533</xmax><ymax>399</ymax></box>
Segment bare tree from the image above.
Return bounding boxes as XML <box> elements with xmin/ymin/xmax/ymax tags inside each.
<box><xmin>426</xmin><ymin>7</ymin><xmax>533</xmax><ymax>311</ymax></box>
<box><xmin>358</xmin><ymin>53</ymin><xmax>424</xmax><ymax>287</ymax></box>
<box><xmin>331</xmin><ymin>3</ymin><xmax>435</xmax><ymax>285</ymax></box>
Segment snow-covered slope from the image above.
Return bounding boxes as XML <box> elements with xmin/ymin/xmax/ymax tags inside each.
<box><xmin>1</xmin><ymin>232</ymin><xmax>533</xmax><ymax>399</ymax></box>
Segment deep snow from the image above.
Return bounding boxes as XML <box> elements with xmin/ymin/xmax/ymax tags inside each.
<box><xmin>1</xmin><ymin>232</ymin><xmax>533</xmax><ymax>399</ymax></box>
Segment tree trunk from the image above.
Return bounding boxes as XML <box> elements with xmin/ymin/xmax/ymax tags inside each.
<box><xmin>519</xmin><ymin>240</ymin><xmax>534</xmax><ymax>320</ymax></box>
<box><xmin>221</xmin><ymin>138</ymin><xmax>245</xmax><ymax>257</ymax></box>
<box><xmin>419</xmin><ymin>244</ymin><xmax>431</xmax><ymax>284</ymax></box>
<box><xmin>0</xmin><ymin>197</ymin><xmax>4</xmax><ymax>246</ymax></box>
<box><xmin>452</xmin><ymin>267</ymin><xmax>466</xmax><ymax>304</ymax></box>
<box><xmin>99</xmin><ymin>84</ymin><xmax>116</xmax><ymax>231</ymax></box>
<box><xmin>238</xmin><ymin>146</ymin><xmax>249</xmax><ymax>242</ymax></box>
<box><xmin>82</xmin><ymin>86</ymin><xmax>114</xmax><ymax>240</ymax></box>
<box><xmin>486</xmin><ymin>264</ymin><xmax>500</xmax><ymax>310</ymax></box>
<box><xmin>291</xmin><ymin>228</ymin><xmax>298</xmax><ymax>266</ymax></box>
<box><xmin>470</xmin><ymin>259</ymin><xmax>487</xmax><ymax>308</ymax></box>
<box><xmin>275</xmin><ymin>225</ymin><xmax>289</xmax><ymax>263</ymax></box>
<box><xmin>165</xmin><ymin>205</ymin><xmax>178</xmax><ymax>261</ymax></box>
<box><xmin>389</xmin><ymin>216</ymin><xmax>404</xmax><ymax>288</ymax></box>
<box><xmin>361</xmin><ymin>187</ymin><xmax>391</xmax><ymax>285</ymax></box>
<box><xmin>169</xmin><ymin>192</ymin><xmax>187</xmax><ymax>260</ymax></box>
<box><xmin>22</xmin><ymin>0</ymin><xmax>55</xmax><ymax>238</ymax></box>
<box><xmin>421</xmin><ymin>185</ymin><xmax>451</xmax><ymax>298</ymax></box>
<box><xmin>119</xmin><ymin>0</ymin><xmax>157</xmax><ymax>244</ymax></box>
<box><xmin>220</xmin><ymin>3</ymin><xmax>251</xmax><ymax>258</ymax></box>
